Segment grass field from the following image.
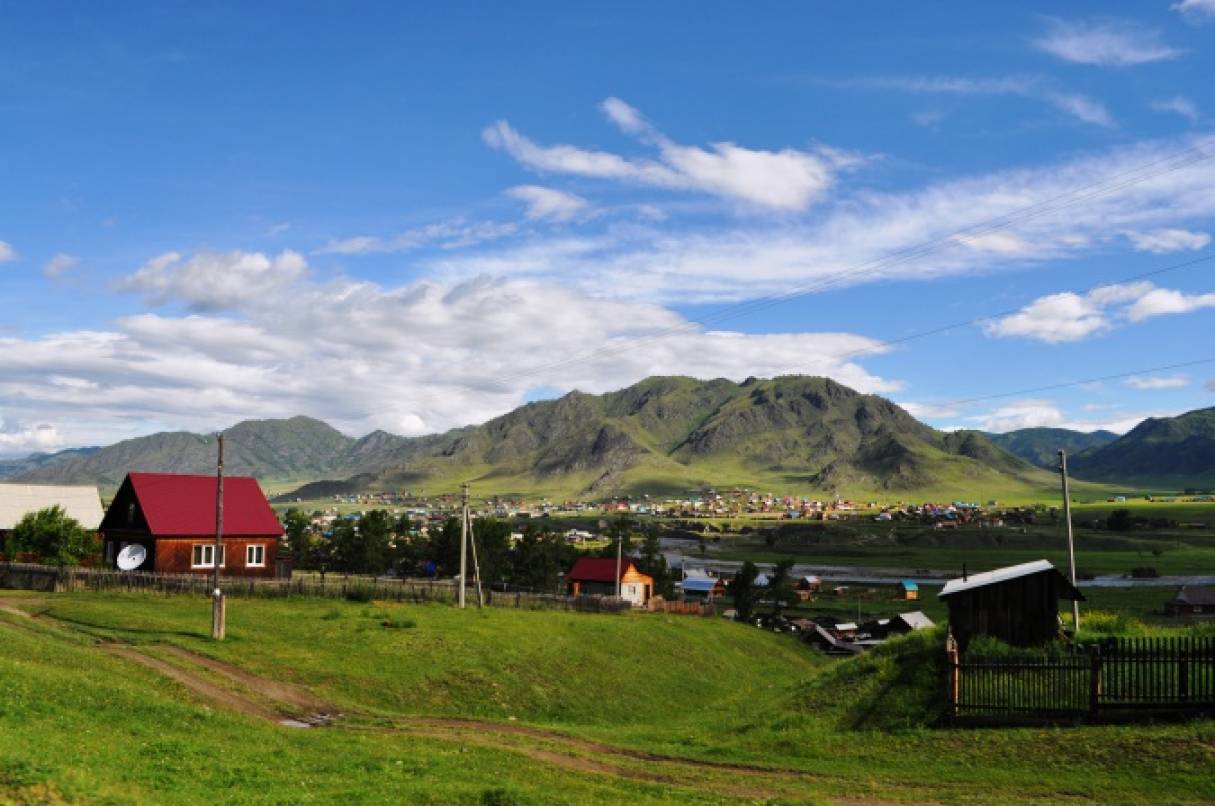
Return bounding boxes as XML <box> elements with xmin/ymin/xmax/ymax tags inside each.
<box><xmin>1</xmin><ymin>591</ymin><xmax>1213</xmax><ymax>803</ymax></box>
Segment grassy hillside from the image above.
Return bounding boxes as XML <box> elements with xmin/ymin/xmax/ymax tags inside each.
<box><xmin>2</xmin><ymin>593</ymin><xmax>1211</xmax><ymax>803</ymax></box>
<box><xmin>986</xmin><ymin>427</ymin><xmax>1118</xmax><ymax>469</ymax></box>
<box><xmin>1071</xmin><ymin>407</ymin><xmax>1215</xmax><ymax>487</ymax></box>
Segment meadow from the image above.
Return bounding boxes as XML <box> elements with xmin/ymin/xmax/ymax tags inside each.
<box><xmin>1</xmin><ymin>591</ymin><xmax>1213</xmax><ymax>803</ymax></box>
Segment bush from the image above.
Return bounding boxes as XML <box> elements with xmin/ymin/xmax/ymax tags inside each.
<box><xmin>9</xmin><ymin>506</ymin><xmax>96</xmax><ymax>566</ymax></box>
<box><xmin>343</xmin><ymin>586</ymin><xmax>375</xmax><ymax>603</ymax></box>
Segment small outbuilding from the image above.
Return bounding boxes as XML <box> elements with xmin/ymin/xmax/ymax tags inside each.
<box><xmin>567</xmin><ymin>557</ymin><xmax>653</xmax><ymax>607</ymax></box>
<box><xmin>99</xmin><ymin>472</ymin><xmax>283</xmax><ymax>578</ymax></box>
<box><xmin>898</xmin><ymin>580</ymin><xmax>919</xmax><ymax>600</ymax></box>
<box><xmin>1166</xmin><ymin>586</ymin><xmax>1215</xmax><ymax>617</ymax></box>
<box><xmin>680</xmin><ymin>575</ymin><xmax>727</xmax><ymax>600</ymax></box>
<box><xmin>938</xmin><ymin>559</ymin><xmax>1083</xmax><ymax>652</ymax></box>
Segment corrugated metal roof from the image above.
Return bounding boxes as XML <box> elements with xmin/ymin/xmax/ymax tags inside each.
<box><xmin>938</xmin><ymin>559</ymin><xmax>1056</xmax><ymax>598</ymax></box>
<box><xmin>896</xmin><ymin>611</ymin><xmax>935</xmax><ymax>630</ymax></box>
<box><xmin>900</xmin><ymin>580</ymin><xmax>919</xmax><ymax>591</ymax></box>
<box><xmin>0</xmin><ymin>484</ymin><xmax>105</xmax><ymax>531</ymax></box>
<box><xmin>680</xmin><ymin>577</ymin><xmax>720</xmax><ymax>592</ymax></box>
<box><xmin>124</xmin><ymin>473</ymin><xmax>282</xmax><ymax>537</ymax></box>
<box><xmin>568</xmin><ymin>557</ymin><xmax>641</xmax><ymax>583</ymax></box>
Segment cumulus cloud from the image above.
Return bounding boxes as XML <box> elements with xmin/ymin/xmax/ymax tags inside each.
<box><xmin>483</xmin><ymin>98</ymin><xmax>860</xmax><ymax>211</ymax></box>
<box><xmin>1152</xmin><ymin>96</ymin><xmax>1199</xmax><ymax>122</ymax></box>
<box><xmin>42</xmin><ymin>253</ymin><xmax>79</xmax><ymax>279</ymax></box>
<box><xmin>1173</xmin><ymin>0</ymin><xmax>1215</xmax><ymax>23</ymax></box>
<box><xmin>505</xmin><ymin>185</ymin><xmax>589</xmax><ymax>222</ymax></box>
<box><xmin>0</xmin><ymin>420</ymin><xmax>63</xmax><ymax>457</ymax></box>
<box><xmin>1034</xmin><ymin>18</ymin><xmax>1181</xmax><ymax>66</ymax></box>
<box><xmin>1125</xmin><ymin>375</ymin><xmax>1189</xmax><ymax>389</ymax></box>
<box><xmin>961</xmin><ymin>399</ymin><xmax>1158</xmax><ymax>434</ymax></box>
<box><xmin>0</xmin><ymin>241</ymin><xmax>16</xmax><ymax>263</ymax></box>
<box><xmin>118</xmin><ymin>250</ymin><xmax>308</xmax><ymax>311</ymax></box>
<box><xmin>986</xmin><ymin>281</ymin><xmax>1215</xmax><ymax>343</ymax></box>
<box><xmin>1124</xmin><ymin>228</ymin><xmax>1210</xmax><ymax>253</ymax></box>
<box><xmin>317</xmin><ymin>219</ymin><xmax>517</xmax><ymax>255</ymax></box>
<box><xmin>0</xmin><ymin>251</ymin><xmax>900</xmax><ymax>449</ymax></box>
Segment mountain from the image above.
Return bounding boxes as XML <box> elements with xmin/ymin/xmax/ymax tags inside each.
<box><xmin>339</xmin><ymin>375</ymin><xmax>1059</xmax><ymax>499</ymax></box>
<box><xmin>985</xmin><ymin>428</ymin><xmax>1119</xmax><ymax>469</ymax></box>
<box><xmin>11</xmin><ymin>376</ymin><xmax>1085</xmax><ymax>498</ymax></box>
<box><xmin>0</xmin><ymin>446</ymin><xmax>100</xmax><ymax>480</ymax></box>
<box><xmin>1068</xmin><ymin>407</ymin><xmax>1215</xmax><ymax>487</ymax></box>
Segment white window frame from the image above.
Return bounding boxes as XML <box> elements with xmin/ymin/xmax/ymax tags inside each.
<box><xmin>191</xmin><ymin>544</ymin><xmax>225</xmax><ymax>569</ymax></box>
<box><xmin>246</xmin><ymin>544</ymin><xmax>265</xmax><ymax>568</ymax></box>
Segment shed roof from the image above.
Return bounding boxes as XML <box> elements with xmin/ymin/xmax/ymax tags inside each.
<box><xmin>1171</xmin><ymin>586</ymin><xmax>1215</xmax><ymax>606</ymax></box>
<box><xmin>568</xmin><ymin>556</ymin><xmax>644</xmax><ymax>583</ymax></box>
<box><xmin>939</xmin><ymin>559</ymin><xmax>1058</xmax><ymax>598</ymax></box>
<box><xmin>896</xmin><ymin>611</ymin><xmax>935</xmax><ymax>630</ymax></box>
<box><xmin>0</xmin><ymin>484</ymin><xmax>105</xmax><ymax>531</ymax></box>
<box><xmin>119</xmin><ymin>473</ymin><xmax>282</xmax><ymax>537</ymax></box>
<box><xmin>681</xmin><ymin>577</ymin><xmax>721</xmax><ymax>592</ymax></box>
<box><xmin>900</xmin><ymin>580</ymin><xmax>919</xmax><ymax>591</ymax></box>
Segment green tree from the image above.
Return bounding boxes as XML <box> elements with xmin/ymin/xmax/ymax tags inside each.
<box><xmin>730</xmin><ymin>560</ymin><xmax>760</xmax><ymax>622</ymax></box>
<box><xmin>282</xmin><ymin>508</ymin><xmax>313</xmax><ymax>560</ymax></box>
<box><xmin>1106</xmin><ymin>508</ymin><xmax>1134</xmax><ymax>532</ymax></box>
<box><xmin>10</xmin><ymin>506</ymin><xmax>96</xmax><ymax>566</ymax></box>
<box><xmin>767</xmin><ymin>558</ymin><xmax>798</xmax><ymax>615</ymax></box>
<box><xmin>637</xmin><ymin>531</ymin><xmax>675</xmax><ymax>598</ymax></box>
<box><xmin>329</xmin><ymin>511</ymin><xmax>394</xmax><ymax>574</ymax></box>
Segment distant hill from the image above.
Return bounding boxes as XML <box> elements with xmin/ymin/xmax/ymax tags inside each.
<box><xmin>1068</xmin><ymin>407</ymin><xmax>1215</xmax><ymax>488</ymax></box>
<box><xmin>985</xmin><ymin>428</ymin><xmax>1119</xmax><ymax>469</ymax></box>
<box><xmin>13</xmin><ymin>376</ymin><xmax>1115</xmax><ymax>499</ymax></box>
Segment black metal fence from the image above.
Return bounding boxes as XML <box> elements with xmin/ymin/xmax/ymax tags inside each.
<box><xmin>948</xmin><ymin>637</ymin><xmax>1215</xmax><ymax>720</ymax></box>
<box><xmin>0</xmin><ymin>562</ymin><xmax>631</xmax><ymax>614</ymax></box>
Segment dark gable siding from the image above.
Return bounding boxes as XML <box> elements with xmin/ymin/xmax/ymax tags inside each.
<box><xmin>945</xmin><ymin>570</ymin><xmax>1078</xmax><ymax>652</ymax></box>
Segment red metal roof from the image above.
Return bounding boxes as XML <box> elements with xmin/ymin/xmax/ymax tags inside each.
<box><xmin>127</xmin><ymin>472</ymin><xmax>283</xmax><ymax>538</ymax></box>
<box><xmin>567</xmin><ymin>556</ymin><xmax>638</xmax><ymax>583</ymax></box>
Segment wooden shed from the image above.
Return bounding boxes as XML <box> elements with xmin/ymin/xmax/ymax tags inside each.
<box><xmin>567</xmin><ymin>557</ymin><xmax>653</xmax><ymax>607</ymax></box>
<box><xmin>938</xmin><ymin>559</ymin><xmax>1083</xmax><ymax>652</ymax></box>
<box><xmin>1166</xmin><ymin>586</ymin><xmax>1215</xmax><ymax>617</ymax></box>
<box><xmin>99</xmin><ymin>472</ymin><xmax>283</xmax><ymax>578</ymax></box>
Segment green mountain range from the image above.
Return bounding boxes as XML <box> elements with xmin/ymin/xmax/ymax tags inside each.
<box><xmin>985</xmin><ymin>427</ymin><xmax>1118</xmax><ymax>469</ymax></box>
<box><xmin>11</xmin><ymin>376</ymin><xmax>1211</xmax><ymax>498</ymax></box>
<box><xmin>1068</xmin><ymin>407</ymin><xmax>1215</xmax><ymax>488</ymax></box>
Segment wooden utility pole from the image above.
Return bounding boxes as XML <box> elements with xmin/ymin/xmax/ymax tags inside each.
<box><xmin>615</xmin><ymin>529</ymin><xmax>622</xmax><ymax>599</ymax></box>
<box><xmin>1058</xmin><ymin>449</ymin><xmax>1080</xmax><ymax>632</ymax></box>
<box><xmin>458</xmin><ymin>483</ymin><xmax>469</xmax><ymax>609</ymax></box>
<box><xmin>212</xmin><ymin>434</ymin><xmax>226</xmax><ymax>640</ymax></box>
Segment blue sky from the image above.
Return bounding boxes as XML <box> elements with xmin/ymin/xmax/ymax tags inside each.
<box><xmin>2</xmin><ymin>1</ymin><xmax>1215</xmax><ymax>455</ymax></box>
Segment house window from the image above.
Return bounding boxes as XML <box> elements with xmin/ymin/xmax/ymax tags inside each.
<box><xmin>191</xmin><ymin>544</ymin><xmax>225</xmax><ymax>568</ymax></box>
<box><xmin>246</xmin><ymin>544</ymin><xmax>265</xmax><ymax>567</ymax></box>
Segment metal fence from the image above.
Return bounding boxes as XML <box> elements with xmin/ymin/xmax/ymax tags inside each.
<box><xmin>0</xmin><ymin>562</ymin><xmax>631</xmax><ymax>614</ymax></box>
<box><xmin>948</xmin><ymin>636</ymin><xmax>1215</xmax><ymax>720</ymax></box>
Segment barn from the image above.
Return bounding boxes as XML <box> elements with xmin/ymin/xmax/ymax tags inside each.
<box><xmin>0</xmin><ymin>483</ymin><xmax>105</xmax><ymax>544</ymax></box>
<box><xmin>938</xmin><ymin>559</ymin><xmax>1083</xmax><ymax>652</ymax></box>
<box><xmin>99</xmin><ymin>472</ymin><xmax>283</xmax><ymax>578</ymax></box>
<box><xmin>566</xmin><ymin>557</ymin><xmax>653</xmax><ymax>607</ymax></box>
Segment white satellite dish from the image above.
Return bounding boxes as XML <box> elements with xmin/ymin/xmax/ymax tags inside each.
<box><xmin>116</xmin><ymin>543</ymin><xmax>147</xmax><ymax>571</ymax></box>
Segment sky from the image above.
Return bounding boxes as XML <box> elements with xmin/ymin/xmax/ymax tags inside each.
<box><xmin>2</xmin><ymin>1</ymin><xmax>1215</xmax><ymax>457</ymax></box>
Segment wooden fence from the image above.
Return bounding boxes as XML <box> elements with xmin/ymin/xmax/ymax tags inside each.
<box><xmin>0</xmin><ymin>562</ymin><xmax>630</xmax><ymax>614</ymax></box>
<box><xmin>948</xmin><ymin>637</ymin><xmax>1215</xmax><ymax>721</ymax></box>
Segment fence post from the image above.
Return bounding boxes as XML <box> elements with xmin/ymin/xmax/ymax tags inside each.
<box><xmin>946</xmin><ymin>637</ymin><xmax>960</xmax><ymax>719</ymax></box>
<box><xmin>1179</xmin><ymin>641</ymin><xmax>1190</xmax><ymax>704</ymax></box>
<box><xmin>1088</xmin><ymin>644</ymin><xmax>1102</xmax><ymax>719</ymax></box>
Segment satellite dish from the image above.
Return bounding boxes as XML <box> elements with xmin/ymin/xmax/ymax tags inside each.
<box><xmin>116</xmin><ymin>543</ymin><xmax>147</xmax><ymax>571</ymax></box>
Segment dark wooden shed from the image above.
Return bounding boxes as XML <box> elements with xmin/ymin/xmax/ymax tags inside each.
<box><xmin>938</xmin><ymin>559</ymin><xmax>1083</xmax><ymax>652</ymax></box>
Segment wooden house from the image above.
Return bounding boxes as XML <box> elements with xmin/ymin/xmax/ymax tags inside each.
<box><xmin>938</xmin><ymin>560</ymin><xmax>1083</xmax><ymax>652</ymax></box>
<box><xmin>1166</xmin><ymin>586</ymin><xmax>1215</xmax><ymax>617</ymax></box>
<box><xmin>0</xmin><ymin>483</ymin><xmax>105</xmax><ymax>545</ymax></box>
<box><xmin>566</xmin><ymin>557</ymin><xmax>653</xmax><ymax>607</ymax></box>
<box><xmin>898</xmin><ymin>580</ymin><xmax>919</xmax><ymax>600</ymax></box>
<box><xmin>680</xmin><ymin>575</ymin><xmax>727</xmax><ymax>600</ymax></box>
<box><xmin>99</xmin><ymin>472</ymin><xmax>283</xmax><ymax>578</ymax></box>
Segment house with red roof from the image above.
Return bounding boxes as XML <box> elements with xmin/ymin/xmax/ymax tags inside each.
<box><xmin>566</xmin><ymin>556</ymin><xmax>653</xmax><ymax>607</ymax></box>
<box><xmin>99</xmin><ymin>472</ymin><xmax>284</xmax><ymax>578</ymax></box>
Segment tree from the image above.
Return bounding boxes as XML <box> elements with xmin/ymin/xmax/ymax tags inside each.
<box><xmin>10</xmin><ymin>506</ymin><xmax>96</xmax><ymax>566</ymax></box>
<box><xmin>637</xmin><ymin>531</ymin><xmax>675</xmax><ymax>598</ymax></box>
<box><xmin>282</xmin><ymin>508</ymin><xmax>313</xmax><ymax>560</ymax></box>
<box><xmin>730</xmin><ymin>560</ymin><xmax>760</xmax><ymax>622</ymax></box>
<box><xmin>328</xmin><ymin>511</ymin><xmax>394</xmax><ymax>574</ymax></box>
<box><xmin>766</xmin><ymin>558</ymin><xmax>798</xmax><ymax>615</ymax></box>
<box><xmin>1106</xmin><ymin>508</ymin><xmax>1134</xmax><ymax>532</ymax></box>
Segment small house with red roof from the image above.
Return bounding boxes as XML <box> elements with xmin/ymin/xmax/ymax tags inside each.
<box><xmin>99</xmin><ymin>472</ymin><xmax>284</xmax><ymax>578</ymax></box>
<box><xmin>566</xmin><ymin>556</ymin><xmax>653</xmax><ymax>607</ymax></box>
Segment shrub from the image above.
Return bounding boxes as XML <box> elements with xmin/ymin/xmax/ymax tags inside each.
<box><xmin>343</xmin><ymin>586</ymin><xmax>375</xmax><ymax>603</ymax></box>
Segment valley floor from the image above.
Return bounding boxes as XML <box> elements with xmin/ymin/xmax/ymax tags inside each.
<box><xmin>1</xmin><ymin>591</ymin><xmax>1212</xmax><ymax>804</ymax></box>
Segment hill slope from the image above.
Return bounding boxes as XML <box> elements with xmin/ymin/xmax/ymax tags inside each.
<box><xmin>986</xmin><ymin>427</ymin><xmax>1118</xmax><ymax>469</ymax></box>
<box><xmin>1069</xmin><ymin>407</ymin><xmax>1215</xmax><ymax>487</ymax></box>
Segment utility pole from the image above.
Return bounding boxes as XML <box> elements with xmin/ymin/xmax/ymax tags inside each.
<box><xmin>458</xmin><ymin>483</ymin><xmax>469</xmax><ymax>609</ymax></box>
<box><xmin>1058</xmin><ymin>449</ymin><xmax>1080</xmax><ymax>632</ymax></box>
<box><xmin>615</xmin><ymin>529</ymin><xmax>622</xmax><ymax>598</ymax></box>
<box><xmin>212</xmin><ymin>434</ymin><xmax>226</xmax><ymax>640</ymax></box>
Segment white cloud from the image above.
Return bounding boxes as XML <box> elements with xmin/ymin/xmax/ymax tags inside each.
<box><xmin>845</xmin><ymin>74</ymin><xmax>1113</xmax><ymax>127</ymax></box>
<box><xmin>1034</xmin><ymin>18</ymin><xmax>1181</xmax><ymax>66</ymax></box>
<box><xmin>952</xmin><ymin>231</ymin><xmax>1034</xmax><ymax>256</ymax></box>
<box><xmin>1173</xmin><ymin>0</ymin><xmax>1215</xmax><ymax>23</ymax></box>
<box><xmin>505</xmin><ymin>185</ymin><xmax>589</xmax><ymax>222</ymax></box>
<box><xmin>0</xmin><ymin>241</ymin><xmax>16</xmax><ymax>263</ymax></box>
<box><xmin>0</xmin><ymin>251</ymin><xmax>900</xmax><ymax>449</ymax></box>
<box><xmin>1125</xmin><ymin>375</ymin><xmax>1189</xmax><ymax>390</ymax></box>
<box><xmin>1207</xmin><ymin>378</ymin><xmax>1215</xmax><ymax>392</ymax></box>
<box><xmin>1126</xmin><ymin>287</ymin><xmax>1215</xmax><ymax>321</ymax></box>
<box><xmin>0</xmin><ymin>419</ymin><xmax>64</xmax><ymax>458</ymax></box>
<box><xmin>1152</xmin><ymin>96</ymin><xmax>1199</xmax><ymax>122</ymax></box>
<box><xmin>483</xmin><ymin>99</ymin><xmax>860</xmax><ymax>211</ymax></box>
<box><xmin>987</xmin><ymin>281</ymin><xmax>1215</xmax><ymax>343</ymax></box>
<box><xmin>118</xmin><ymin>249</ymin><xmax>308</xmax><ymax>311</ymax></box>
<box><xmin>962</xmin><ymin>399</ymin><xmax>1159</xmax><ymax>435</ymax></box>
<box><xmin>317</xmin><ymin>219</ymin><xmax>517</xmax><ymax>255</ymax></box>
<box><xmin>42</xmin><ymin>253</ymin><xmax>79</xmax><ymax>279</ymax></box>
<box><xmin>1124</xmin><ymin>227</ymin><xmax>1210</xmax><ymax>253</ymax></box>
